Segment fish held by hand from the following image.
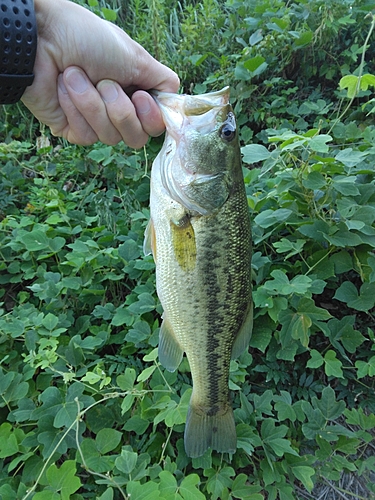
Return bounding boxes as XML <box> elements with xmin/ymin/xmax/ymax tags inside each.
<box><xmin>145</xmin><ymin>86</ymin><xmax>252</xmax><ymax>458</ymax></box>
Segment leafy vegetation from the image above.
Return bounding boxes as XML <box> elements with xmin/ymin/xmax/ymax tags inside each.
<box><xmin>1</xmin><ymin>0</ymin><xmax>375</xmax><ymax>498</ymax></box>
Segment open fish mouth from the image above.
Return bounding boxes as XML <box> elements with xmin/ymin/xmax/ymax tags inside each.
<box><xmin>152</xmin><ymin>87</ymin><xmax>235</xmax><ymax>215</ymax></box>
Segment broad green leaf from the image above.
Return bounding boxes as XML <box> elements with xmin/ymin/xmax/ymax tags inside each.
<box><xmin>42</xmin><ymin>312</ymin><xmax>59</xmax><ymax>331</ymax></box>
<box><xmin>137</xmin><ymin>365</ymin><xmax>156</xmax><ymax>382</ymax></box>
<box><xmin>360</xmin><ymin>73</ymin><xmax>375</xmax><ymax>90</ymax></box>
<box><xmin>230</xmin><ymin>473</ymin><xmax>264</xmax><ymax>499</ymax></box>
<box><xmin>117</xmin><ymin>367</ymin><xmax>136</xmax><ymax>391</ymax></box>
<box><xmin>118</xmin><ymin>239</ymin><xmax>141</xmax><ymax>261</ymax></box>
<box><xmin>355</xmin><ymin>356</ymin><xmax>375</xmax><ymax>378</ymax></box>
<box><xmin>20</xmin><ymin>230</ymin><xmax>50</xmax><ymax>251</ymax></box>
<box><xmin>324</xmin><ymin>350</ymin><xmax>344</xmax><ymax>378</ymax></box>
<box><xmin>312</xmin><ymin>386</ymin><xmax>345</xmax><ymax>420</ymax></box>
<box><xmin>115</xmin><ymin>447</ymin><xmax>138</xmax><ymax>474</ymax></box>
<box><xmin>335</xmin><ymin>148</ymin><xmax>368</xmax><ymax>167</ymax></box>
<box><xmin>293</xmin><ymin>30</ymin><xmax>313</xmax><ymax>48</ymax></box>
<box><xmin>96</xmin><ymin>428</ymin><xmax>122</xmax><ymax>454</ymax></box>
<box><xmin>33</xmin><ymin>492</ymin><xmax>60</xmax><ymax>500</ymax></box>
<box><xmin>249</xmin><ymin>29</ymin><xmax>263</xmax><ymax>45</ymax></box>
<box><xmin>101</xmin><ymin>7</ymin><xmax>117</xmax><ymax>21</ymax></box>
<box><xmin>339</xmin><ymin>75</ymin><xmax>359</xmax><ymax>98</ymax></box>
<box><xmin>334</xmin><ymin>281</ymin><xmax>375</xmax><ymax>312</ymax></box>
<box><xmin>306</xmin><ymin>349</ymin><xmax>324</xmax><ymax>369</ymax></box>
<box><xmin>301</xmin><ymin>404</ymin><xmax>326</xmax><ymax>439</ymax></box>
<box><xmin>159</xmin><ymin>470</ymin><xmax>180</xmax><ymax>500</ymax></box>
<box><xmin>111</xmin><ymin>306</ymin><xmax>133</xmax><ymax>326</ymax></box>
<box><xmin>291</xmin><ymin>466</ymin><xmax>315</xmax><ymax>492</ymax></box>
<box><xmin>242</xmin><ymin>144</ymin><xmax>270</xmax><ymax>163</ymax></box>
<box><xmin>290</xmin><ymin>313</ymin><xmax>312</xmax><ymax>347</ymax></box>
<box><xmin>127</xmin><ymin>480</ymin><xmax>161</xmax><ymax>500</ymax></box>
<box><xmin>0</xmin><ymin>423</ymin><xmax>19</xmax><ymax>458</ymax></box>
<box><xmin>179</xmin><ymin>474</ymin><xmax>206</xmax><ymax>500</ymax></box>
<box><xmin>309</xmin><ymin>134</ymin><xmax>332</xmax><ymax>153</ymax></box>
<box><xmin>123</xmin><ymin>415</ymin><xmax>150</xmax><ymax>434</ymax></box>
<box><xmin>261</xmin><ymin>420</ymin><xmax>298</xmax><ymax>457</ymax></box>
<box><xmin>243</xmin><ymin>55</ymin><xmax>267</xmax><ymax>76</ymax></box>
<box><xmin>327</xmin><ymin>316</ymin><xmax>365</xmax><ymax>353</ymax></box>
<box><xmin>98</xmin><ymin>488</ymin><xmax>114</xmax><ymax>500</ymax></box>
<box><xmin>206</xmin><ymin>467</ymin><xmax>235</xmax><ymax>500</ymax></box>
<box><xmin>45</xmin><ymin>460</ymin><xmax>81</xmax><ymax>500</ymax></box>
<box><xmin>254</xmin><ymin>209</ymin><xmax>292</xmax><ymax>229</ymax></box>
<box><xmin>128</xmin><ymin>293</ymin><xmax>156</xmax><ymax>315</ymax></box>
<box><xmin>53</xmin><ymin>401</ymin><xmax>78</xmax><ymax>428</ymax></box>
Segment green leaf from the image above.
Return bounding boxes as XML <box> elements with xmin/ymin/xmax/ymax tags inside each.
<box><xmin>127</xmin><ymin>293</ymin><xmax>156</xmax><ymax>315</ymax></box>
<box><xmin>159</xmin><ymin>470</ymin><xmax>180</xmax><ymax>500</ymax></box>
<box><xmin>309</xmin><ymin>134</ymin><xmax>332</xmax><ymax>153</ymax></box>
<box><xmin>179</xmin><ymin>474</ymin><xmax>206</xmax><ymax>500</ymax></box>
<box><xmin>117</xmin><ymin>367</ymin><xmax>136</xmax><ymax>391</ymax></box>
<box><xmin>42</xmin><ymin>313</ymin><xmax>59</xmax><ymax>331</ymax></box>
<box><xmin>20</xmin><ymin>230</ymin><xmax>49</xmax><ymax>251</ymax></box>
<box><xmin>0</xmin><ymin>423</ymin><xmax>19</xmax><ymax>458</ymax></box>
<box><xmin>324</xmin><ymin>350</ymin><xmax>344</xmax><ymax>378</ymax></box>
<box><xmin>53</xmin><ymin>401</ymin><xmax>78</xmax><ymax>428</ymax></box>
<box><xmin>118</xmin><ymin>239</ymin><xmax>141</xmax><ymax>261</ymax></box>
<box><xmin>206</xmin><ymin>467</ymin><xmax>235</xmax><ymax>500</ymax></box>
<box><xmin>291</xmin><ymin>466</ymin><xmax>315</xmax><ymax>492</ymax></box>
<box><xmin>111</xmin><ymin>306</ymin><xmax>133</xmax><ymax>326</ymax></box>
<box><xmin>230</xmin><ymin>473</ymin><xmax>263</xmax><ymax>499</ymax></box>
<box><xmin>312</xmin><ymin>386</ymin><xmax>345</xmax><ymax>420</ymax></box>
<box><xmin>242</xmin><ymin>144</ymin><xmax>271</xmax><ymax>163</ymax></box>
<box><xmin>127</xmin><ymin>481</ymin><xmax>161</xmax><ymax>500</ymax></box>
<box><xmin>334</xmin><ymin>281</ymin><xmax>375</xmax><ymax>312</ymax></box>
<box><xmin>339</xmin><ymin>75</ymin><xmax>359</xmax><ymax>98</ymax></box>
<box><xmin>293</xmin><ymin>30</ymin><xmax>313</xmax><ymax>48</ymax></box>
<box><xmin>335</xmin><ymin>148</ymin><xmax>368</xmax><ymax>167</ymax></box>
<box><xmin>254</xmin><ymin>209</ymin><xmax>292</xmax><ymax>229</ymax></box>
<box><xmin>96</xmin><ymin>428</ymin><xmax>122</xmax><ymax>454</ymax></box>
<box><xmin>306</xmin><ymin>349</ymin><xmax>324</xmax><ymax>369</ymax></box>
<box><xmin>115</xmin><ymin>447</ymin><xmax>138</xmax><ymax>474</ymax></box>
<box><xmin>261</xmin><ymin>420</ymin><xmax>298</xmax><ymax>457</ymax></box>
<box><xmin>137</xmin><ymin>365</ymin><xmax>156</xmax><ymax>382</ymax></box>
<box><xmin>45</xmin><ymin>460</ymin><xmax>81</xmax><ymax>500</ymax></box>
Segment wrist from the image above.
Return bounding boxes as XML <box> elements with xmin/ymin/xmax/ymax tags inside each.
<box><xmin>0</xmin><ymin>0</ymin><xmax>37</xmax><ymax>104</ymax></box>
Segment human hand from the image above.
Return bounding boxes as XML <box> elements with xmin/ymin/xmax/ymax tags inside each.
<box><xmin>21</xmin><ymin>0</ymin><xmax>180</xmax><ymax>147</ymax></box>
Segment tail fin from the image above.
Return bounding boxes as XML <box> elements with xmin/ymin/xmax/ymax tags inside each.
<box><xmin>184</xmin><ymin>404</ymin><xmax>237</xmax><ymax>458</ymax></box>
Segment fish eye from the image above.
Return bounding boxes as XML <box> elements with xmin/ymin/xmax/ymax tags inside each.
<box><xmin>220</xmin><ymin>113</ymin><xmax>236</xmax><ymax>142</ymax></box>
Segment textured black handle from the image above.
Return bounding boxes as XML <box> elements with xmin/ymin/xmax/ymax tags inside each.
<box><xmin>0</xmin><ymin>0</ymin><xmax>37</xmax><ymax>104</ymax></box>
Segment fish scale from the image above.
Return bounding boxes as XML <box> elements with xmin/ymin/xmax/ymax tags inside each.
<box><xmin>145</xmin><ymin>87</ymin><xmax>252</xmax><ymax>458</ymax></box>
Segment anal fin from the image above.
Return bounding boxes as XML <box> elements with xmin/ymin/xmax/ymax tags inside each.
<box><xmin>158</xmin><ymin>316</ymin><xmax>184</xmax><ymax>372</ymax></box>
<box><xmin>231</xmin><ymin>301</ymin><xmax>253</xmax><ymax>360</ymax></box>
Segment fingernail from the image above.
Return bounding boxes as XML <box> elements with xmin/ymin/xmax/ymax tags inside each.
<box><xmin>136</xmin><ymin>97</ymin><xmax>151</xmax><ymax>115</ymax></box>
<box><xmin>58</xmin><ymin>74</ymin><xmax>68</xmax><ymax>94</ymax></box>
<box><xmin>97</xmin><ymin>81</ymin><xmax>118</xmax><ymax>103</ymax></box>
<box><xmin>65</xmin><ymin>68</ymin><xmax>88</xmax><ymax>94</ymax></box>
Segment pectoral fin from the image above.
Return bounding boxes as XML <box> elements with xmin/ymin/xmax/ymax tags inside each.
<box><xmin>143</xmin><ymin>219</ymin><xmax>156</xmax><ymax>261</ymax></box>
<box><xmin>231</xmin><ymin>302</ymin><xmax>253</xmax><ymax>360</ymax></box>
<box><xmin>158</xmin><ymin>316</ymin><xmax>184</xmax><ymax>372</ymax></box>
<box><xmin>171</xmin><ymin>215</ymin><xmax>197</xmax><ymax>272</ymax></box>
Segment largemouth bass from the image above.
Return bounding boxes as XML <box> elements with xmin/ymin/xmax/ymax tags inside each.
<box><xmin>144</xmin><ymin>87</ymin><xmax>252</xmax><ymax>458</ymax></box>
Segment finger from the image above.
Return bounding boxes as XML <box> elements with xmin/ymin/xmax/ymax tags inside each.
<box><xmin>97</xmin><ymin>81</ymin><xmax>150</xmax><ymax>149</ymax></box>
<box><xmin>63</xmin><ymin>67</ymin><xmax>123</xmax><ymax>146</ymax></box>
<box><xmin>56</xmin><ymin>74</ymin><xmax>99</xmax><ymax>145</ymax></box>
<box><xmin>132</xmin><ymin>90</ymin><xmax>166</xmax><ymax>138</ymax></box>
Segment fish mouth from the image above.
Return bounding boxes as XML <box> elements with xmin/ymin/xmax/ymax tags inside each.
<box><xmin>151</xmin><ymin>87</ymin><xmax>231</xmax><ymax>137</ymax></box>
<box><xmin>153</xmin><ymin>87</ymin><xmax>233</xmax><ymax>215</ymax></box>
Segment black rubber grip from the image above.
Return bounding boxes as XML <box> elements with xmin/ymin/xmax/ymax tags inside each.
<box><xmin>0</xmin><ymin>0</ymin><xmax>37</xmax><ymax>104</ymax></box>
